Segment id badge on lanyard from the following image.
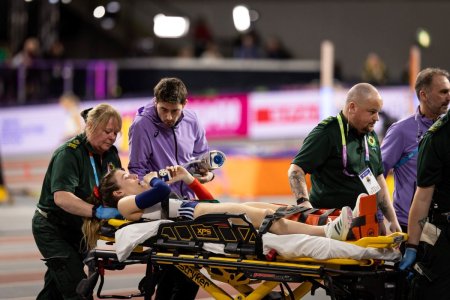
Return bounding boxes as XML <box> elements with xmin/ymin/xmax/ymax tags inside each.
<box><xmin>358</xmin><ymin>167</ymin><xmax>381</xmax><ymax>195</ymax></box>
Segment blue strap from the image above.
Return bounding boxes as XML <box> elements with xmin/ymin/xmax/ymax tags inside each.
<box><xmin>89</xmin><ymin>153</ymin><xmax>100</xmax><ymax>187</ymax></box>
<box><xmin>394</xmin><ymin>147</ymin><xmax>418</xmax><ymax>168</ymax></box>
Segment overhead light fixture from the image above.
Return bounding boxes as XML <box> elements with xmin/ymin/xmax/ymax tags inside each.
<box><xmin>416</xmin><ymin>28</ymin><xmax>431</xmax><ymax>48</ymax></box>
<box><xmin>93</xmin><ymin>6</ymin><xmax>106</xmax><ymax>19</ymax></box>
<box><xmin>153</xmin><ymin>14</ymin><xmax>189</xmax><ymax>38</ymax></box>
<box><xmin>233</xmin><ymin>5</ymin><xmax>251</xmax><ymax>32</ymax></box>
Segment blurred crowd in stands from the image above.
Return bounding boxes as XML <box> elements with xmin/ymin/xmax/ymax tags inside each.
<box><xmin>0</xmin><ymin>14</ymin><xmax>410</xmax><ymax>107</ymax></box>
<box><xmin>0</xmin><ymin>25</ymin><xmax>296</xmax><ymax>106</ymax></box>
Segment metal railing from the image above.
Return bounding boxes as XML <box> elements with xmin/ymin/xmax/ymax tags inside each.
<box><xmin>0</xmin><ymin>57</ymin><xmax>321</xmax><ymax>106</ymax></box>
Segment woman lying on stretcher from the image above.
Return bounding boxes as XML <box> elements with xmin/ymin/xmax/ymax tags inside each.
<box><xmin>83</xmin><ymin>166</ymin><xmax>354</xmax><ymax>250</ymax></box>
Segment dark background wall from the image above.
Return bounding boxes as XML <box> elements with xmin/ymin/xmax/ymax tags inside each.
<box><xmin>2</xmin><ymin>0</ymin><xmax>449</xmax><ymax>84</ymax></box>
<box><xmin>150</xmin><ymin>0</ymin><xmax>447</xmax><ymax>82</ymax></box>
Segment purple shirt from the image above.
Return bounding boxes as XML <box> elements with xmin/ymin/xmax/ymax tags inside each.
<box><xmin>128</xmin><ymin>100</ymin><xmax>209</xmax><ymax>199</ymax></box>
<box><xmin>380</xmin><ymin>106</ymin><xmax>434</xmax><ymax>226</ymax></box>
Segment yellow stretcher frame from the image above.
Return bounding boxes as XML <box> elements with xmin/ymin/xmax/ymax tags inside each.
<box><xmin>148</xmin><ymin>232</ymin><xmax>406</xmax><ymax>300</ymax></box>
<box><xmin>83</xmin><ymin>215</ymin><xmax>407</xmax><ymax>300</ymax></box>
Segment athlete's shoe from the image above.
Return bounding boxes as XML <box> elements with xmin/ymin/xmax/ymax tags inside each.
<box><xmin>353</xmin><ymin>193</ymin><xmax>368</xmax><ymax>218</ymax></box>
<box><xmin>324</xmin><ymin>206</ymin><xmax>353</xmax><ymax>241</ymax></box>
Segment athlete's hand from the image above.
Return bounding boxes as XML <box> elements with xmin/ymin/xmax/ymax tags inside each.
<box><xmin>167</xmin><ymin>166</ymin><xmax>194</xmax><ymax>184</ymax></box>
<box><xmin>399</xmin><ymin>247</ymin><xmax>417</xmax><ymax>270</ymax></box>
<box><xmin>196</xmin><ymin>171</ymin><xmax>214</xmax><ymax>183</ymax></box>
<box><xmin>143</xmin><ymin>172</ymin><xmax>158</xmax><ymax>185</ymax></box>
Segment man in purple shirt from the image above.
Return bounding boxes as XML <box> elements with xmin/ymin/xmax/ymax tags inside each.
<box><xmin>381</xmin><ymin>68</ymin><xmax>450</xmax><ymax>232</ymax></box>
<box><xmin>128</xmin><ymin>77</ymin><xmax>214</xmax><ymax>300</ymax></box>
<box><xmin>128</xmin><ymin>77</ymin><xmax>213</xmax><ymax>199</ymax></box>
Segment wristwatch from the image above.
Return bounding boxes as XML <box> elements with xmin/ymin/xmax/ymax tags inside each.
<box><xmin>296</xmin><ymin>197</ymin><xmax>309</xmax><ymax>205</ymax></box>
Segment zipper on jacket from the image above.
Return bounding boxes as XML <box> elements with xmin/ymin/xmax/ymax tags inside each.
<box><xmin>172</xmin><ymin>127</ymin><xmax>186</xmax><ymax>198</ymax></box>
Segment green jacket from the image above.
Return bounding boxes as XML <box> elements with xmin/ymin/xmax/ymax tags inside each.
<box><xmin>37</xmin><ymin>133</ymin><xmax>121</xmax><ymax>231</ymax></box>
<box><xmin>417</xmin><ymin>111</ymin><xmax>450</xmax><ymax>213</ymax></box>
<box><xmin>292</xmin><ymin>112</ymin><xmax>383</xmax><ymax>208</ymax></box>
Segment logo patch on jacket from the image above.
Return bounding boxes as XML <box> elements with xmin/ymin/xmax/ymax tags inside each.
<box><xmin>67</xmin><ymin>139</ymin><xmax>80</xmax><ymax>149</ymax></box>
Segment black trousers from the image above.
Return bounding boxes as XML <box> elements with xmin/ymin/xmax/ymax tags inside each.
<box><xmin>409</xmin><ymin>226</ymin><xmax>450</xmax><ymax>300</ymax></box>
<box><xmin>32</xmin><ymin>211</ymin><xmax>86</xmax><ymax>300</ymax></box>
<box><xmin>154</xmin><ymin>265</ymin><xmax>199</xmax><ymax>300</ymax></box>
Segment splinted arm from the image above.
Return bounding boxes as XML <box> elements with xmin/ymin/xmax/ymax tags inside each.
<box><xmin>135</xmin><ymin>178</ymin><xmax>171</xmax><ymax>209</ymax></box>
<box><xmin>189</xmin><ymin>178</ymin><xmax>214</xmax><ymax>200</ymax></box>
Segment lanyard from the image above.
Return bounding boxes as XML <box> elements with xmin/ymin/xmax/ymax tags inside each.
<box><xmin>337</xmin><ymin>114</ymin><xmax>369</xmax><ymax>176</ymax></box>
<box><xmin>89</xmin><ymin>152</ymin><xmax>100</xmax><ymax>187</ymax></box>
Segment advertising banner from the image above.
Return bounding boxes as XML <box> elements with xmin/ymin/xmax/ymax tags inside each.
<box><xmin>188</xmin><ymin>94</ymin><xmax>248</xmax><ymax>139</ymax></box>
<box><xmin>249</xmin><ymin>89</ymin><xmax>321</xmax><ymax>139</ymax></box>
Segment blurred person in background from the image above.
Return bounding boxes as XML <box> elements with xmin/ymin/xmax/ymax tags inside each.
<box><xmin>264</xmin><ymin>36</ymin><xmax>292</xmax><ymax>59</ymax></box>
<box><xmin>128</xmin><ymin>77</ymin><xmax>214</xmax><ymax>300</ymax></box>
<box><xmin>45</xmin><ymin>40</ymin><xmax>66</xmax><ymax>97</ymax></box>
<box><xmin>59</xmin><ymin>92</ymin><xmax>85</xmax><ymax>141</ymax></box>
<box><xmin>233</xmin><ymin>31</ymin><xmax>263</xmax><ymax>59</ymax></box>
<box><xmin>381</xmin><ymin>68</ymin><xmax>450</xmax><ymax>234</ymax></box>
<box><xmin>191</xmin><ymin>16</ymin><xmax>213</xmax><ymax>57</ymax></box>
<box><xmin>10</xmin><ymin>37</ymin><xmax>42</xmax><ymax>101</ymax></box>
<box><xmin>200</xmin><ymin>40</ymin><xmax>223</xmax><ymax>60</ymax></box>
<box><xmin>362</xmin><ymin>52</ymin><xmax>389</xmax><ymax>85</ymax></box>
<box><xmin>177</xmin><ymin>44</ymin><xmax>195</xmax><ymax>58</ymax></box>
<box><xmin>399</xmin><ymin>99</ymin><xmax>450</xmax><ymax>299</ymax></box>
<box><xmin>288</xmin><ymin>83</ymin><xmax>401</xmax><ymax>235</ymax></box>
<box><xmin>11</xmin><ymin>37</ymin><xmax>40</xmax><ymax>68</ymax></box>
<box><xmin>32</xmin><ymin>103</ymin><xmax>123</xmax><ymax>299</ymax></box>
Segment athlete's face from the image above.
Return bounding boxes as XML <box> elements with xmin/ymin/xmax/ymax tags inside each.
<box><xmin>113</xmin><ymin>169</ymin><xmax>148</xmax><ymax>196</ymax></box>
<box><xmin>420</xmin><ymin>75</ymin><xmax>450</xmax><ymax>119</ymax></box>
<box><xmin>156</xmin><ymin>101</ymin><xmax>185</xmax><ymax>127</ymax></box>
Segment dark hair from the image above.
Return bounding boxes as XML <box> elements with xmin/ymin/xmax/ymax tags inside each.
<box><xmin>415</xmin><ymin>68</ymin><xmax>450</xmax><ymax>99</ymax></box>
<box><xmin>82</xmin><ymin>168</ymin><xmax>121</xmax><ymax>250</ymax></box>
<box><xmin>154</xmin><ymin>77</ymin><xmax>188</xmax><ymax>105</ymax></box>
<box><xmin>80</xmin><ymin>108</ymin><xmax>92</xmax><ymax>122</ymax></box>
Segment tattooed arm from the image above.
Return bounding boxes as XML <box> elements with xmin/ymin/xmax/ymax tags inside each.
<box><xmin>407</xmin><ymin>185</ymin><xmax>434</xmax><ymax>245</ymax></box>
<box><xmin>288</xmin><ymin>164</ymin><xmax>312</xmax><ymax>208</ymax></box>
<box><xmin>376</xmin><ymin>175</ymin><xmax>402</xmax><ymax>233</ymax></box>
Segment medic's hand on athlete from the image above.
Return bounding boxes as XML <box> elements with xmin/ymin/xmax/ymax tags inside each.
<box><xmin>94</xmin><ymin>205</ymin><xmax>122</xmax><ymax>220</ymax></box>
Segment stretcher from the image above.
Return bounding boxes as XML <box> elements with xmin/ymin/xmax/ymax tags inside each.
<box><xmin>77</xmin><ymin>211</ymin><xmax>408</xmax><ymax>300</ymax></box>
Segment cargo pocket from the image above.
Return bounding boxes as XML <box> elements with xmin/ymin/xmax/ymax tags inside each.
<box><xmin>43</xmin><ymin>255</ymin><xmax>85</xmax><ymax>300</ymax></box>
<box><xmin>419</xmin><ymin>227</ymin><xmax>450</xmax><ymax>279</ymax></box>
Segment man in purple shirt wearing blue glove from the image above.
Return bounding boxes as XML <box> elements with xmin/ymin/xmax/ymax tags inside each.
<box><xmin>381</xmin><ymin>68</ymin><xmax>450</xmax><ymax>233</ymax></box>
<box><xmin>128</xmin><ymin>77</ymin><xmax>213</xmax><ymax>300</ymax></box>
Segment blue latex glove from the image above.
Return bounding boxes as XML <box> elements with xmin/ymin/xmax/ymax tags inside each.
<box><xmin>95</xmin><ymin>206</ymin><xmax>122</xmax><ymax>220</ymax></box>
<box><xmin>399</xmin><ymin>247</ymin><xmax>417</xmax><ymax>270</ymax></box>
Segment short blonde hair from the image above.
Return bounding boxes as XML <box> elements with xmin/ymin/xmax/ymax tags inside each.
<box><xmin>85</xmin><ymin>103</ymin><xmax>122</xmax><ymax>138</ymax></box>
